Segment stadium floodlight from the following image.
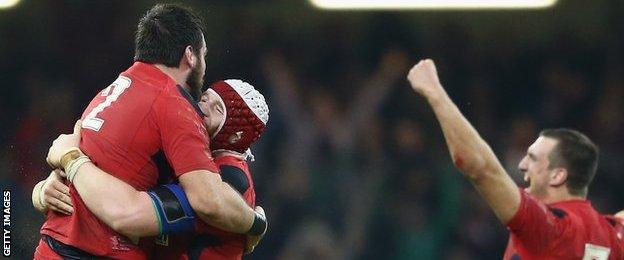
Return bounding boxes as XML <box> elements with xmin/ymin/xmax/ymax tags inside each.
<box><xmin>309</xmin><ymin>0</ymin><xmax>558</xmax><ymax>10</ymax></box>
<box><xmin>0</xmin><ymin>0</ymin><xmax>20</xmax><ymax>9</ymax></box>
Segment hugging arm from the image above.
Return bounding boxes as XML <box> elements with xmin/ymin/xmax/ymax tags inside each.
<box><xmin>47</xmin><ymin>118</ymin><xmax>265</xmax><ymax>240</ymax></box>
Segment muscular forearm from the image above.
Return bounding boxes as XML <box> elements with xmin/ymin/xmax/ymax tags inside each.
<box><xmin>72</xmin><ymin>162</ymin><xmax>159</xmax><ymax>237</ymax></box>
<box><xmin>180</xmin><ymin>170</ymin><xmax>255</xmax><ymax>234</ymax></box>
<box><xmin>427</xmin><ymin>93</ymin><xmax>499</xmax><ymax>175</ymax></box>
<box><xmin>208</xmin><ymin>182</ymin><xmax>255</xmax><ymax>233</ymax></box>
<box><xmin>426</xmin><ymin>89</ymin><xmax>521</xmax><ymax>224</ymax></box>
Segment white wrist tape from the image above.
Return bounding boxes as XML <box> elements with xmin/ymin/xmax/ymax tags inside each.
<box><xmin>65</xmin><ymin>156</ymin><xmax>91</xmax><ymax>183</ymax></box>
<box><xmin>32</xmin><ymin>180</ymin><xmax>47</xmax><ymax>212</ymax></box>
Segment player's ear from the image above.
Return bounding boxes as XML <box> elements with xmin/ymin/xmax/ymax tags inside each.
<box><xmin>227</xmin><ymin>132</ymin><xmax>243</xmax><ymax>144</ymax></box>
<box><xmin>549</xmin><ymin>167</ymin><xmax>567</xmax><ymax>187</ymax></box>
<box><xmin>183</xmin><ymin>45</ymin><xmax>196</xmax><ymax>68</ymax></box>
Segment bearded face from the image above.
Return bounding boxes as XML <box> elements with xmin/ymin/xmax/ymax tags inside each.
<box><xmin>186</xmin><ymin>34</ymin><xmax>207</xmax><ymax>99</ymax></box>
<box><xmin>186</xmin><ymin>59</ymin><xmax>204</xmax><ymax>99</ymax></box>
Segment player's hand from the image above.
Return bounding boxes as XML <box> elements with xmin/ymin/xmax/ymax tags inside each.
<box><xmin>615</xmin><ymin>210</ymin><xmax>624</xmax><ymax>221</ymax></box>
<box><xmin>47</xmin><ymin>120</ymin><xmax>83</xmax><ymax>169</ymax></box>
<box><xmin>244</xmin><ymin>206</ymin><xmax>267</xmax><ymax>254</ymax></box>
<box><xmin>407</xmin><ymin>59</ymin><xmax>445</xmax><ymax>100</ymax></box>
<box><xmin>39</xmin><ymin>170</ymin><xmax>73</xmax><ymax>215</ymax></box>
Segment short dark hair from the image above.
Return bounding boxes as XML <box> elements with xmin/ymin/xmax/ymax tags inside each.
<box><xmin>134</xmin><ymin>4</ymin><xmax>205</xmax><ymax>67</ymax></box>
<box><xmin>540</xmin><ymin>128</ymin><xmax>599</xmax><ymax>196</ymax></box>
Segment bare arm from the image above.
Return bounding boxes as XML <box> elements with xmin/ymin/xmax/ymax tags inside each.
<box><xmin>346</xmin><ymin>49</ymin><xmax>408</xmax><ymax>130</ymax></box>
<box><xmin>32</xmin><ymin>167</ymin><xmax>157</xmax><ymax>238</ymax></box>
<box><xmin>51</xmin><ymin>153</ymin><xmax>256</xmax><ymax>237</ymax></box>
<box><xmin>73</xmin><ymin>163</ymin><xmax>257</xmax><ymax>236</ymax></box>
<box><xmin>407</xmin><ymin>59</ymin><xmax>521</xmax><ymax>224</ymax></box>
<box><xmin>71</xmin><ymin>162</ymin><xmax>159</xmax><ymax>237</ymax></box>
<box><xmin>261</xmin><ymin>53</ymin><xmax>309</xmax><ymax>127</ymax></box>
<box><xmin>47</xmin><ymin>121</ymin><xmax>262</xmax><ymax>237</ymax></box>
<box><xmin>47</xmin><ymin>121</ymin><xmax>159</xmax><ymax>237</ymax></box>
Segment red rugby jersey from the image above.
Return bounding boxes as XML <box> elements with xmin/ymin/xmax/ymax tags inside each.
<box><xmin>504</xmin><ymin>189</ymin><xmax>624</xmax><ymax>260</ymax></box>
<box><xmin>146</xmin><ymin>155</ymin><xmax>256</xmax><ymax>260</ymax></box>
<box><xmin>40</xmin><ymin>62</ymin><xmax>218</xmax><ymax>259</ymax></box>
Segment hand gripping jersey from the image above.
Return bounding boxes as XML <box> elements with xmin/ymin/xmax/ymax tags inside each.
<box><xmin>39</xmin><ymin>62</ymin><xmax>218</xmax><ymax>259</ymax></box>
<box><xmin>504</xmin><ymin>189</ymin><xmax>624</xmax><ymax>260</ymax></box>
<box><xmin>145</xmin><ymin>155</ymin><xmax>256</xmax><ymax>260</ymax></box>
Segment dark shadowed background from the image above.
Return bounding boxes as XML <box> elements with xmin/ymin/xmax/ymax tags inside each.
<box><xmin>2</xmin><ymin>0</ymin><xmax>624</xmax><ymax>259</ymax></box>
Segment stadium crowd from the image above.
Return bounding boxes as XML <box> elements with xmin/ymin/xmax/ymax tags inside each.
<box><xmin>3</xmin><ymin>1</ymin><xmax>624</xmax><ymax>259</ymax></box>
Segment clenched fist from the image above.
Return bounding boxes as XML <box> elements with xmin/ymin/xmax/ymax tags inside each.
<box><xmin>47</xmin><ymin>120</ymin><xmax>82</xmax><ymax>169</ymax></box>
<box><xmin>407</xmin><ymin>59</ymin><xmax>445</xmax><ymax>100</ymax></box>
<box><xmin>245</xmin><ymin>206</ymin><xmax>267</xmax><ymax>254</ymax></box>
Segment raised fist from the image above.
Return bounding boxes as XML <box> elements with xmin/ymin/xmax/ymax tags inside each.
<box><xmin>407</xmin><ymin>59</ymin><xmax>444</xmax><ymax>99</ymax></box>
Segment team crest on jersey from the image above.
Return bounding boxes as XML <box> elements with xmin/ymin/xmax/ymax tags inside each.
<box><xmin>155</xmin><ymin>234</ymin><xmax>169</xmax><ymax>246</ymax></box>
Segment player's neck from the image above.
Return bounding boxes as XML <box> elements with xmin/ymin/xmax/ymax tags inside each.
<box><xmin>154</xmin><ymin>64</ymin><xmax>190</xmax><ymax>90</ymax></box>
<box><xmin>543</xmin><ymin>188</ymin><xmax>586</xmax><ymax>204</ymax></box>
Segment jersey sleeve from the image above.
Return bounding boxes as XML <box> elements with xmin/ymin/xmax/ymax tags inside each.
<box><xmin>506</xmin><ymin>189</ymin><xmax>571</xmax><ymax>253</ymax></box>
<box><xmin>154</xmin><ymin>93</ymin><xmax>218</xmax><ymax>177</ymax></box>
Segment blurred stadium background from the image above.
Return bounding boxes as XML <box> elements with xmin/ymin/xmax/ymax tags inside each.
<box><xmin>2</xmin><ymin>0</ymin><xmax>624</xmax><ymax>259</ymax></box>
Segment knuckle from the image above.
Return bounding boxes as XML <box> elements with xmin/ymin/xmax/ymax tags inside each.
<box><xmin>51</xmin><ymin>180</ymin><xmax>62</xmax><ymax>188</ymax></box>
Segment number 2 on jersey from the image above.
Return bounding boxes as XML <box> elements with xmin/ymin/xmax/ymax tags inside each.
<box><xmin>82</xmin><ymin>76</ymin><xmax>132</xmax><ymax>131</ymax></box>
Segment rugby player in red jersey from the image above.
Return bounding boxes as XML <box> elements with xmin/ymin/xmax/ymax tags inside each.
<box><xmin>35</xmin><ymin>79</ymin><xmax>269</xmax><ymax>259</ymax></box>
<box><xmin>33</xmin><ymin>4</ymin><xmax>266</xmax><ymax>259</ymax></box>
<box><xmin>147</xmin><ymin>79</ymin><xmax>269</xmax><ymax>259</ymax></box>
<box><xmin>407</xmin><ymin>59</ymin><xmax>624</xmax><ymax>259</ymax></box>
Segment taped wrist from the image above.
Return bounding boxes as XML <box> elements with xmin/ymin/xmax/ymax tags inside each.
<box><xmin>247</xmin><ymin>211</ymin><xmax>267</xmax><ymax>236</ymax></box>
<box><xmin>60</xmin><ymin>148</ymin><xmax>83</xmax><ymax>170</ymax></box>
<box><xmin>32</xmin><ymin>180</ymin><xmax>47</xmax><ymax>213</ymax></box>
<box><xmin>148</xmin><ymin>184</ymin><xmax>196</xmax><ymax>235</ymax></box>
<box><xmin>65</xmin><ymin>156</ymin><xmax>91</xmax><ymax>183</ymax></box>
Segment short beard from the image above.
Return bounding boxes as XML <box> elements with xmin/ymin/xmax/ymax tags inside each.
<box><xmin>186</xmin><ymin>63</ymin><xmax>203</xmax><ymax>100</ymax></box>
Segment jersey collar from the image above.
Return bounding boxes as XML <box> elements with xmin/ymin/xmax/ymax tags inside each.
<box><xmin>177</xmin><ymin>85</ymin><xmax>206</xmax><ymax>117</ymax></box>
<box><xmin>126</xmin><ymin>62</ymin><xmax>177</xmax><ymax>88</ymax></box>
